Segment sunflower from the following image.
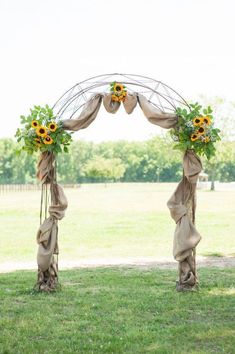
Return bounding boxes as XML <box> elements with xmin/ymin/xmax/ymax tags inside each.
<box><xmin>191</xmin><ymin>133</ymin><xmax>199</xmax><ymax>141</ymax></box>
<box><xmin>48</xmin><ymin>121</ymin><xmax>57</xmax><ymax>132</ymax></box>
<box><xmin>193</xmin><ymin>117</ymin><xmax>202</xmax><ymax>126</ymax></box>
<box><xmin>202</xmin><ymin>116</ymin><xmax>211</xmax><ymax>125</ymax></box>
<box><xmin>34</xmin><ymin>137</ymin><xmax>42</xmax><ymax>147</ymax></box>
<box><xmin>197</xmin><ymin>126</ymin><xmax>205</xmax><ymax>135</ymax></box>
<box><xmin>114</xmin><ymin>83</ymin><xmax>124</xmax><ymax>93</ymax></box>
<box><xmin>111</xmin><ymin>94</ymin><xmax>119</xmax><ymax>102</ymax></box>
<box><xmin>43</xmin><ymin>135</ymin><xmax>53</xmax><ymax>145</ymax></box>
<box><xmin>36</xmin><ymin>126</ymin><xmax>47</xmax><ymax>138</ymax></box>
<box><xmin>31</xmin><ymin>120</ymin><xmax>39</xmax><ymax>129</ymax></box>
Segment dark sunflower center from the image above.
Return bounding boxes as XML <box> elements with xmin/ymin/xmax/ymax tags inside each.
<box><xmin>195</xmin><ymin>119</ymin><xmax>200</xmax><ymax>123</ymax></box>
<box><xmin>33</xmin><ymin>122</ymin><xmax>37</xmax><ymax>126</ymax></box>
<box><xmin>40</xmin><ymin>128</ymin><xmax>45</xmax><ymax>133</ymax></box>
<box><xmin>46</xmin><ymin>137</ymin><xmax>50</xmax><ymax>141</ymax></box>
<box><xmin>50</xmin><ymin>124</ymin><xmax>55</xmax><ymax>129</ymax></box>
<box><xmin>199</xmin><ymin>128</ymin><xmax>204</xmax><ymax>132</ymax></box>
<box><xmin>204</xmin><ymin>118</ymin><xmax>208</xmax><ymax>123</ymax></box>
<box><xmin>116</xmin><ymin>86</ymin><xmax>121</xmax><ymax>91</ymax></box>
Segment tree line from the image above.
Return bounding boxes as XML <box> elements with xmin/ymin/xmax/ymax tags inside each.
<box><xmin>0</xmin><ymin>136</ymin><xmax>234</xmax><ymax>184</ymax></box>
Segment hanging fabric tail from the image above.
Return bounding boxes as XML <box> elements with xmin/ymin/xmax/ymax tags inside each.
<box><xmin>167</xmin><ymin>149</ymin><xmax>202</xmax><ymax>291</ymax></box>
<box><xmin>35</xmin><ymin>151</ymin><xmax>68</xmax><ymax>292</ymax></box>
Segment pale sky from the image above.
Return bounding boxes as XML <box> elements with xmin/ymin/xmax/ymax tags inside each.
<box><xmin>1</xmin><ymin>0</ymin><xmax>235</xmax><ymax>142</ymax></box>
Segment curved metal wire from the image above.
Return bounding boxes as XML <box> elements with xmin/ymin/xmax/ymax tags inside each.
<box><xmin>52</xmin><ymin>73</ymin><xmax>189</xmax><ymax>120</ymax></box>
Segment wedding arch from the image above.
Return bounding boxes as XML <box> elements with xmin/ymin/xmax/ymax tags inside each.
<box><xmin>17</xmin><ymin>73</ymin><xmax>218</xmax><ymax>292</ymax></box>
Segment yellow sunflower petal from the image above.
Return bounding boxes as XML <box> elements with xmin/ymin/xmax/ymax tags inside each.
<box><xmin>197</xmin><ymin>126</ymin><xmax>205</xmax><ymax>135</ymax></box>
<box><xmin>111</xmin><ymin>94</ymin><xmax>119</xmax><ymax>102</ymax></box>
<box><xmin>43</xmin><ymin>135</ymin><xmax>53</xmax><ymax>145</ymax></box>
<box><xmin>31</xmin><ymin>120</ymin><xmax>39</xmax><ymax>128</ymax></box>
<box><xmin>193</xmin><ymin>117</ymin><xmax>203</xmax><ymax>126</ymax></box>
<box><xmin>114</xmin><ymin>83</ymin><xmax>124</xmax><ymax>93</ymax></box>
<box><xmin>191</xmin><ymin>133</ymin><xmax>199</xmax><ymax>141</ymax></box>
<box><xmin>202</xmin><ymin>116</ymin><xmax>211</xmax><ymax>125</ymax></box>
<box><xmin>36</xmin><ymin>126</ymin><xmax>47</xmax><ymax>137</ymax></box>
<box><xmin>48</xmin><ymin>121</ymin><xmax>57</xmax><ymax>132</ymax></box>
<box><xmin>34</xmin><ymin>137</ymin><xmax>41</xmax><ymax>146</ymax></box>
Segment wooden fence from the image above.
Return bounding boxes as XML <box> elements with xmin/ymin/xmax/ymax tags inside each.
<box><xmin>0</xmin><ymin>184</ymin><xmax>81</xmax><ymax>193</ymax></box>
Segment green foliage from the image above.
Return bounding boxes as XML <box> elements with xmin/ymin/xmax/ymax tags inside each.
<box><xmin>0</xmin><ymin>139</ymin><xmax>37</xmax><ymax>183</ymax></box>
<box><xmin>171</xmin><ymin>103</ymin><xmax>221</xmax><ymax>159</ymax></box>
<box><xmin>15</xmin><ymin>105</ymin><xmax>73</xmax><ymax>155</ymax></box>
<box><xmin>1</xmin><ymin>137</ymin><xmax>235</xmax><ymax>184</ymax></box>
<box><xmin>83</xmin><ymin>156</ymin><xmax>125</xmax><ymax>182</ymax></box>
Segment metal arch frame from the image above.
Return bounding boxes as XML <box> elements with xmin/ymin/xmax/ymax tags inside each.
<box><xmin>52</xmin><ymin>73</ymin><xmax>190</xmax><ymax>120</ymax></box>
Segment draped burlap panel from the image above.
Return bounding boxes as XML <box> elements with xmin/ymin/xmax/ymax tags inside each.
<box><xmin>36</xmin><ymin>152</ymin><xmax>68</xmax><ymax>291</ymax></box>
<box><xmin>167</xmin><ymin>150</ymin><xmax>202</xmax><ymax>290</ymax></box>
<box><xmin>62</xmin><ymin>93</ymin><xmax>178</xmax><ymax>131</ymax></box>
<box><xmin>60</xmin><ymin>93</ymin><xmax>203</xmax><ymax>291</ymax></box>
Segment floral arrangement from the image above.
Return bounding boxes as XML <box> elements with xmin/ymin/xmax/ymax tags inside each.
<box><xmin>15</xmin><ymin>105</ymin><xmax>73</xmax><ymax>154</ymax></box>
<box><xmin>170</xmin><ymin>102</ymin><xmax>221</xmax><ymax>159</ymax></box>
<box><xmin>110</xmin><ymin>82</ymin><xmax>127</xmax><ymax>102</ymax></box>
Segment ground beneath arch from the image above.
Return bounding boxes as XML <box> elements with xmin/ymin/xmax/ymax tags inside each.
<box><xmin>0</xmin><ymin>256</ymin><xmax>235</xmax><ymax>273</ymax></box>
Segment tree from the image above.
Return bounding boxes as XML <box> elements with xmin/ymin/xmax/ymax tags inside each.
<box><xmin>83</xmin><ymin>156</ymin><xmax>125</xmax><ymax>182</ymax></box>
<box><xmin>198</xmin><ymin>94</ymin><xmax>235</xmax><ymax>141</ymax></box>
<box><xmin>202</xmin><ymin>141</ymin><xmax>235</xmax><ymax>190</ymax></box>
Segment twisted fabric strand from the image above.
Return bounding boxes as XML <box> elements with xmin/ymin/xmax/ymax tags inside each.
<box><xmin>35</xmin><ymin>152</ymin><xmax>68</xmax><ymax>292</ymax></box>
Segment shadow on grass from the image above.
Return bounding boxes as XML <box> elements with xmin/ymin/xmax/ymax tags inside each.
<box><xmin>202</xmin><ymin>252</ymin><xmax>225</xmax><ymax>257</ymax></box>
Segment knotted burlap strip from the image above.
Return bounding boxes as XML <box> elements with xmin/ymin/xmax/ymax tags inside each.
<box><xmin>35</xmin><ymin>152</ymin><xmax>68</xmax><ymax>291</ymax></box>
<box><xmin>37</xmin><ymin>151</ymin><xmax>55</xmax><ymax>184</ymax></box>
<box><xmin>37</xmin><ymin>184</ymin><xmax>68</xmax><ymax>271</ymax></box>
<box><xmin>36</xmin><ymin>183</ymin><xmax>68</xmax><ymax>291</ymax></box>
<box><xmin>61</xmin><ymin>92</ymin><xmax>177</xmax><ymax>131</ymax></box>
<box><xmin>167</xmin><ymin>150</ymin><xmax>202</xmax><ymax>290</ymax></box>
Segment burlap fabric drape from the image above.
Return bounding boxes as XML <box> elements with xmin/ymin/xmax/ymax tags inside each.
<box><xmin>61</xmin><ymin>93</ymin><xmax>203</xmax><ymax>290</ymax></box>
<box><xmin>36</xmin><ymin>152</ymin><xmax>68</xmax><ymax>291</ymax></box>
<box><xmin>63</xmin><ymin>93</ymin><xmax>178</xmax><ymax>130</ymax></box>
<box><xmin>167</xmin><ymin>150</ymin><xmax>202</xmax><ymax>290</ymax></box>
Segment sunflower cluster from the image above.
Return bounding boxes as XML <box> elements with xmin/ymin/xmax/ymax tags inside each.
<box><xmin>15</xmin><ymin>105</ymin><xmax>73</xmax><ymax>154</ymax></box>
<box><xmin>32</xmin><ymin>121</ymin><xmax>57</xmax><ymax>146</ymax></box>
<box><xmin>190</xmin><ymin>116</ymin><xmax>212</xmax><ymax>143</ymax></box>
<box><xmin>170</xmin><ymin>103</ymin><xmax>221</xmax><ymax>159</ymax></box>
<box><xmin>110</xmin><ymin>82</ymin><xmax>127</xmax><ymax>102</ymax></box>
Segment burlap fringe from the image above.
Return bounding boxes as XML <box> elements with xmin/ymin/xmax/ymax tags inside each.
<box><xmin>35</xmin><ymin>256</ymin><xmax>59</xmax><ymax>292</ymax></box>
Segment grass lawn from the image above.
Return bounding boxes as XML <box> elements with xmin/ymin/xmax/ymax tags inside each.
<box><xmin>0</xmin><ymin>183</ymin><xmax>235</xmax><ymax>266</ymax></box>
<box><xmin>0</xmin><ymin>267</ymin><xmax>234</xmax><ymax>353</ymax></box>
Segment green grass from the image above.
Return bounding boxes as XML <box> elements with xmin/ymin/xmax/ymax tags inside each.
<box><xmin>0</xmin><ymin>183</ymin><xmax>235</xmax><ymax>266</ymax></box>
<box><xmin>0</xmin><ymin>267</ymin><xmax>235</xmax><ymax>353</ymax></box>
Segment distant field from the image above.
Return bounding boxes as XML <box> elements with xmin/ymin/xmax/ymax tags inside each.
<box><xmin>0</xmin><ymin>183</ymin><xmax>234</xmax><ymax>267</ymax></box>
